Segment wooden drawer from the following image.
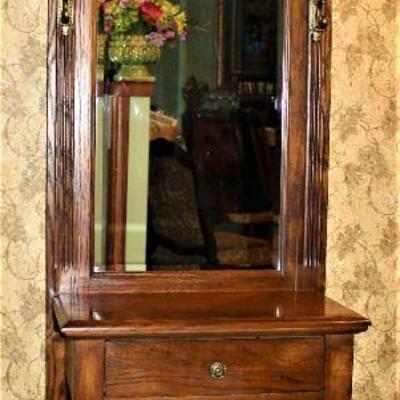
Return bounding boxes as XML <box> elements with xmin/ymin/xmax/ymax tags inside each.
<box><xmin>105</xmin><ymin>338</ymin><xmax>323</xmax><ymax>398</ymax></box>
<box><xmin>104</xmin><ymin>395</ymin><xmax>322</xmax><ymax>400</ymax></box>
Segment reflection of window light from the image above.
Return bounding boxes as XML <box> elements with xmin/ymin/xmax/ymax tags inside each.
<box><xmin>132</xmin><ymin>103</ymin><xmax>140</xmax><ymax>118</ymax></box>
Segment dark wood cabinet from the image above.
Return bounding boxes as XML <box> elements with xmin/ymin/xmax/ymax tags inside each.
<box><xmin>54</xmin><ymin>292</ymin><xmax>368</xmax><ymax>400</ymax></box>
<box><xmin>46</xmin><ymin>0</ymin><xmax>369</xmax><ymax>399</ymax></box>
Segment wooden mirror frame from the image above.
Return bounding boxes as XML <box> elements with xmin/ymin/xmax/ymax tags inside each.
<box><xmin>46</xmin><ymin>0</ymin><xmax>331</xmax><ymax>297</ymax></box>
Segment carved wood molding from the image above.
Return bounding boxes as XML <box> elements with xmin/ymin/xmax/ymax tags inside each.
<box><xmin>48</xmin><ymin>2</ymin><xmax>75</xmax><ymax>293</ymax></box>
<box><xmin>302</xmin><ymin>0</ymin><xmax>331</xmax><ymax>289</ymax></box>
<box><xmin>47</xmin><ymin>0</ymin><xmax>77</xmax><ymax>395</ymax></box>
<box><xmin>48</xmin><ymin>0</ymin><xmax>95</xmax><ymax>297</ymax></box>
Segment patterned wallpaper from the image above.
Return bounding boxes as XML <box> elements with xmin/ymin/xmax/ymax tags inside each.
<box><xmin>327</xmin><ymin>1</ymin><xmax>399</xmax><ymax>398</ymax></box>
<box><xmin>0</xmin><ymin>0</ymin><xmax>398</xmax><ymax>399</ymax></box>
<box><xmin>0</xmin><ymin>0</ymin><xmax>47</xmax><ymax>398</ymax></box>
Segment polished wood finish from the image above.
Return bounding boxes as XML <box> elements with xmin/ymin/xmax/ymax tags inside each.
<box><xmin>46</xmin><ymin>0</ymin><xmax>73</xmax><ymax>396</ymax></box>
<box><xmin>47</xmin><ymin>0</ymin><xmax>96</xmax><ymax>297</ymax></box>
<box><xmin>303</xmin><ymin>0</ymin><xmax>332</xmax><ymax>290</ymax></box>
<box><xmin>65</xmin><ymin>340</ymin><xmax>105</xmax><ymax>399</ymax></box>
<box><xmin>54</xmin><ymin>292</ymin><xmax>369</xmax><ymax>339</ymax></box>
<box><xmin>72</xmin><ymin>0</ymin><xmax>97</xmax><ymax>291</ymax></box>
<box><xmin>47</xmin><ymin>0</ymin><xmax>97</xmax><ymax>392</ymax></box>
<box><xmin>324</xmin><ymin>335</ymin><xmax>354</xmax><ymax>400</ymax></box>
<box><xmin>104</xmin><ymin>395</ymin><xmax>322</xmax><ymax>400</ymax></box>
<box><xmin>108</xmin><ymin>81</ymin><xmax>154</xmax><ymax>97</ymax></box>
<box><xmin>106</xmin><ymin>96</ymin><xmax>130</xmax><ymax>269</ymax></box>
<box><xmin>88</xmin><ymin>270</ymin><xmax>286</xmax><ymax>294</ymax></box>
<box><xmin>46</xmin><ymin>331</ymin><xmax>67</xmax><ymax>400</ymax></box>
<box><xmin>59</xmin><ymin>291</ymin><xmax>366</xmax><ymax>399</ymax></box>
<box><xmin>47</xmin><ymin>0</ymin><xmax>332</xmax><ymax>295</ymax></box>
<box><xmin>280</xmin><ymin>0</ymin><xmax>308</xmax><ymax>288</ymax></box>
<box><xmin>46</xmin><ymin>1</ymin><xmax>370</xmax><ymax>399</ymax></box>
<box><xmin>105</xmin><ymin>338</ymin><xmax>323</xmax><ymax>397</ymax></box>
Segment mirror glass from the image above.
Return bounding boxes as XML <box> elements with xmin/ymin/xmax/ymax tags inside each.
<box><xmin>95</xmin><ymin>0</ymin><xmax>283</xmax><ymax>272</ymax></box>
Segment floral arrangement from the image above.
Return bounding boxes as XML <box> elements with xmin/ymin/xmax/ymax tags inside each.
<box><xmin>98</xmin><ymin>0</ymin><xmax>188</xmax><ymax>48</ymax></box>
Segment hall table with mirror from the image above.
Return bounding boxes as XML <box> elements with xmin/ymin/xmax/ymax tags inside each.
<box><xmin>47</xmin><ymin>0</ymin><xmax>370</xmax><ymax>399</ymax></box>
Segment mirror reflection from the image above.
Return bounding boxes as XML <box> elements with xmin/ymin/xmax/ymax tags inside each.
<box><xmin>95</xmin><ymin>0</ymin><xmax>282</xmax><ymax>272</ymax></box>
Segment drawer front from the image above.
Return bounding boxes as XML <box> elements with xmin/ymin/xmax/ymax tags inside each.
<box><xmin>105</xmin><ymin>338</ymin><xmax>323</xmax><ymax>398</ymax></box>
<box><xmin>104</xmin><ymin>394</ymin><xmax>323</xmax><ymax>400</ymax></box>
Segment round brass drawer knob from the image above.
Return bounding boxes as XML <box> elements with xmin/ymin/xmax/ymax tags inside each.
<box><xmin>209</xmin><ymin>362</ymin><xmax>227</xmax><ymax>380</ymax></box>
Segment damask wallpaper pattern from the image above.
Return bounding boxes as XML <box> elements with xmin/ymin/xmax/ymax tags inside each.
<box><xmin>328</xmin><ymin>1</ymin><xmax>400</xmax><ymax>398</ymax></box>
<box><xmin>1</xmin><ymin>0</ymin><xmax>47</xmax><ymax>399</ymax></box>
<box><xmin>0</xmin><ymin>0</ymin><xmax>398</xmax><ymax>399</ymax></box>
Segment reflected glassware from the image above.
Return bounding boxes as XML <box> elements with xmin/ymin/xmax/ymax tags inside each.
<box><xmin>200</xmin><ymin>90</ymin><xmax>239</xmax><ymax>116</ymax></box>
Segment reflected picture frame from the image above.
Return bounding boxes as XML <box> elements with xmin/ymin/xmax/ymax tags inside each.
<box><xmin>217</xmin><ymin>0</ymin><xmax>280</xmax><ymax>87</ymax></box>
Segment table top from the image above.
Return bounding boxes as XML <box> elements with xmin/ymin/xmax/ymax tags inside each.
<box><xmin>54</xmin><ymin>291</ymin><xmax>370</xmax><ymax>339</ymax></box>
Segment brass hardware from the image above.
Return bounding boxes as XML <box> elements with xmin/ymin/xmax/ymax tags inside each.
<box><xmin>309</xmin><ymin>0</ymin><xmax>328</xmax><ymax>42</ymax></box>
<box><xmin>58</xmin><ymin>0</ymin><xmax>74</xmax><ymax>36</ymax></box>
<box><xmin>209</xmin><ymin>362</ymin><xmax>227</xmax><ymax>380</ymax></box>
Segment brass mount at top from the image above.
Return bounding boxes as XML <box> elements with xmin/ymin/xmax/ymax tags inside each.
<box><xmin>309</xmin><ymin>0</ymin><xmax>328</xmax><ymax>42</ymax></box>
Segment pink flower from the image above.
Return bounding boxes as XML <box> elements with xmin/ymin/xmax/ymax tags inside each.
<box><xmin>118</xmin><ymin>0</ymin><xmax>131</xmax><ymax>8</ymax></box>
<box><xmin>180</xmin><ymin>30</ymin><xmax>187</xmax><ymax>41</ymax></box>
<box><xmin>104</xmin><ymin>22</ymin><xmax>114</xmax><ymax>33</ymax></box>
<box><xmin>163</xmin><ymin>30</ymin><xmax>175</xmax><ymax>40</ymax></box>
<box><xmin>148</xmin><ymin>31</ymin><xmax>165</xmax><ymax>48</ymax></box>
<box><xmin>139</xmin><ymin>1</ymin><xmax>164</xmax><ymax>24</ymax></box>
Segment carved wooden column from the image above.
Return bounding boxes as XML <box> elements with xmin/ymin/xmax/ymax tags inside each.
<box><xmin>106</xmin><ymin>82</ymin><xmax>154</xmax><ymax>272</ymax></box>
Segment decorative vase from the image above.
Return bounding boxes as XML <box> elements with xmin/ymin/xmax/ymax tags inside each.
<box><xmin>108</xmin><ymin>34</ymin><xmax>162</xmax><ymax>82</ymax></box>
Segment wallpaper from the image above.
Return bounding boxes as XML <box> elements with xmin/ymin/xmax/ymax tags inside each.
<box><xmin>0</xmin><ymin>0</ymin><xmax>399</xmax><ymax>399</ymax></box>
<box><xmin>0</xmin><ymin>0</ymin><xmax>47</xmax><ymax>398</ymax></box>
<box><xmin>327</xmin><ymin>0</ymin><xmax>400</xmax><ymax>398</ymax></box>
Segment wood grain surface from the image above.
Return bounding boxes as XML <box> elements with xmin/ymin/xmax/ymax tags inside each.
<box><xmin>106</xmin><ymin>96</ymin><xmax>130</xmax><ymax>270</ymax></box>
<box><xmin>54</xmin><ymin>291</ymin><xmax>370</xmax><ymax>339</ymax></box>
<box><xmin>65</xmin><ymin>339</ymin><xmax>105</xmax><ymax>399</ymax></box>
<box><xmin>44</xmin><ymin>1</ymin><xmax>368</xmax><ymax>399</ymax></box>
<box><xmin>324</xmin><ymin>335</ymin><xmax>355</xmax><ymax>400</ymax></box>
<box><xmin>104</xmin><ymin>395</ymin><xmax>322</xmax><ymax>400</ymax></box>
<box><xmin>105</xmin><ymin>338</ymin><xmax>323</xmax><ymax>397</ymax></box>
<box><xmin>47</xmin><ymin>0</ymin><xmax>333</xmax><ymax>295</ymax></box>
